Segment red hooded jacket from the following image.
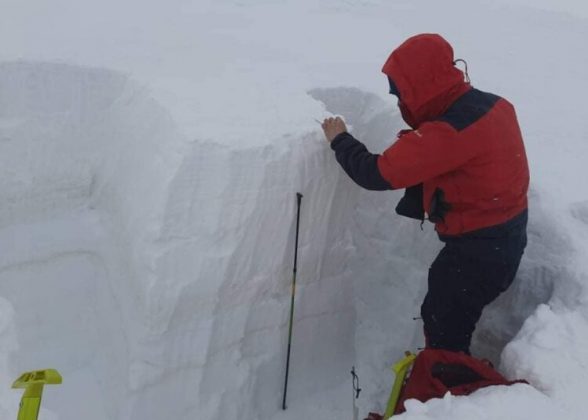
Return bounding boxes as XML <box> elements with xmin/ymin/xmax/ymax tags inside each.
<box><xmin>331</xmin><ymin>34</ymin><xmax>529</xmax><ymax>235</ymax></box>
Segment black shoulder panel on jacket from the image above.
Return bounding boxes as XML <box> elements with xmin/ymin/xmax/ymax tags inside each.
<box><xmin>438</xmin><ymin>89</ymin><xmax>501</xmax><ymax>131</ymax></box>
<box><xmin>330</xmin><ymin>132</ymin><xmax>392</xmax><ymax>191</ymax></box>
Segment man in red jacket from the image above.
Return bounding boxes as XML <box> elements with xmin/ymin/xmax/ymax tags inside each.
<box><xmin>322</xmin><ymin>34</ymin><xmax>529</xmax><ymax>354</ymax></box>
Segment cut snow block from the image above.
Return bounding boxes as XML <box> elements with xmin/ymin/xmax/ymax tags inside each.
<box><xmin>12</xmin><ymin>369</ymin><xmax>62</xmax><ymax>420</ymax></box>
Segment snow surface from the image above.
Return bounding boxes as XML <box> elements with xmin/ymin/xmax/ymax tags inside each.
<box><xmin>1</xmin><ymin>1</ymin><xmax>588</xmax><ymax>419</ymax></box>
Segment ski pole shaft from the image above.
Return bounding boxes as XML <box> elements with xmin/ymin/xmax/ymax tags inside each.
<box><xmin>282</xmin><ymin>192</ymin><xmax>303</xmax><ymax>410</ymax></box>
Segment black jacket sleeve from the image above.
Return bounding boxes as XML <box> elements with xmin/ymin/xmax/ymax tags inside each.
<box><xmin>330</xmin><ymin>132</ymin><xmax>393</xmax><ymax>191</ymax></box>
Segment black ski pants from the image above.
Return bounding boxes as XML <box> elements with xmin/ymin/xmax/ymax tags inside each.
<box><xmin>421</xmin><ymin>210</ymin><xmax>528</xmax><ymax>354</ymax></box>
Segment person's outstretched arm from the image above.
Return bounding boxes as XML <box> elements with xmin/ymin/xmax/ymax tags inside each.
<box><xmin>322</xmin><ymin>117</ymin><xmax>392</xmax><ymax>191</ymax></box>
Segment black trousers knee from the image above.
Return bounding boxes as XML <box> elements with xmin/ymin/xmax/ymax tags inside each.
<box><xmin>421</xmin><ymin>211</ymin><xmax>528</xmax><ymax>354</ymax></box>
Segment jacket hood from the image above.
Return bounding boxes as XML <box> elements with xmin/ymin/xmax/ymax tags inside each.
<box><xmin>382</xmin><ymin>34</ymin><xmax>470</xmax><ymax>128</ymax></box>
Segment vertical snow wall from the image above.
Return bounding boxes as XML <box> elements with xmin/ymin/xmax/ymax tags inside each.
<box><xmin>0</xmin><ymin>62</ymin><xmax>570</xmax><ymax>419</ymax></box>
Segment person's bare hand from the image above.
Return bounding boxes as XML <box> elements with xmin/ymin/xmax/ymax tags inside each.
<box><xmin>321</xmin><ymin>117</ymin><xmax>347</xmax><ymax>143</ymax></box>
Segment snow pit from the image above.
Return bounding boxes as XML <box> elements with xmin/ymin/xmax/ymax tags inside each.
<box><xmin>0</xmin><ymin>63</ymin><xmax>425</xmax><ymax>419</ymax></box>
<box><xmin>0</xmin><ymin>62</ymin><xmax>575</xmax><ymax>420</ymax></box>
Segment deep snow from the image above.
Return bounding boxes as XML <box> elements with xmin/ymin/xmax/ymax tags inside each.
<box><xmin>1</xmin><ymin>1</ymin><xmax>588</xmax><ymax>420</ymax></box>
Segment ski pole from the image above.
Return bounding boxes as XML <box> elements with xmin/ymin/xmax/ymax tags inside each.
<box><xmin>282</xmin><ymin>192</ymin><xmax>303</xmax><ymax>410</ymax></box>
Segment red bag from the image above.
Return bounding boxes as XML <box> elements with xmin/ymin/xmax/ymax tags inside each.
<box><xmin>396</xmin><ymin>349</ymin><xmax>526</xmax><ymax>414</ymax></box>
